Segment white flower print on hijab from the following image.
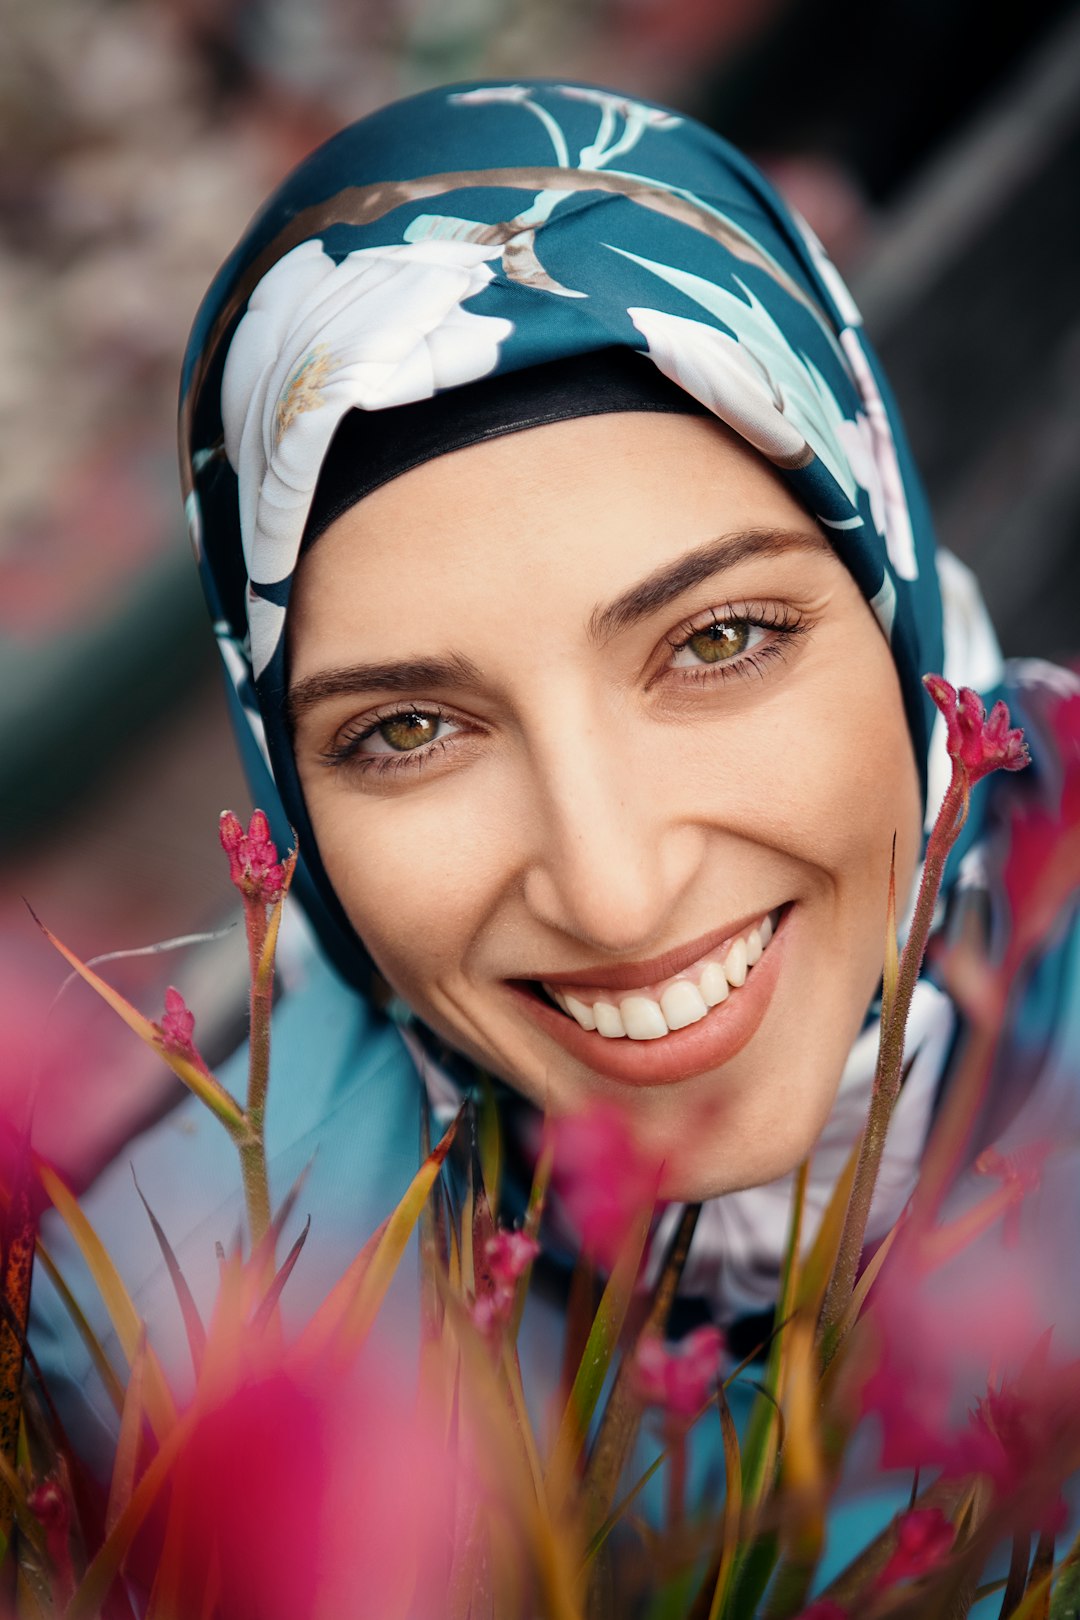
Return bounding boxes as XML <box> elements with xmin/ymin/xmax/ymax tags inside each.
<box><xmin>614</xmin><ymin>246</ymin><xmax>909</xmax><ymax>562</ymax></box>
<box><xmin>222</xmin><ymin>236</ymin><xmax>513</xmax><ymax>675</ymax></box>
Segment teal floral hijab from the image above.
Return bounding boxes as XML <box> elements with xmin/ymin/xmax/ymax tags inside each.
<box><xmin>180</xmin><ymin>79</ymin><xmax>976</xmax><ymax>988</ymax></box>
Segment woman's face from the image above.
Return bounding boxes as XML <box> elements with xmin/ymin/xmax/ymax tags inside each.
<box><xmin>288</xmin><ymin>411</ymin><xmax>922</xmax><ymax>1199</ymax></box>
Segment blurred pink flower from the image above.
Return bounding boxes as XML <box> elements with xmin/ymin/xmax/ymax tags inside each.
<box><xmin>974</xmin><ymin>1141</ymin><xmax>1053</xmax><ymax>1244</ymax></box>
<box><xmin>631</xmin><ymin>1325</ymin><xmax>724</xmax><ymax>1420</ymax></box>
<box><xmin>470</xmin><ymin>1228</ymin><xmax>540</xmax><ymax>1335</ymax></box>
<box><xmin>219</xmin><ymin>808</ymin><xmax>286</xmax><ymax>904</ymax></box>
<box><xmin>859</xmin><ymin>1233</ymin><xmax>1038</xmax><ymax>1479</ymax></box>
<box><xmin>550</xmin><ymin>1102</ymin><xmax>662</xmax><ymax>1271</ymax></box>
<box><xmin>28</xmin><ymin>1476</ymin><xmax>74</xmax><ymax>1608</ymax></box>
<box><xmin>923</xmin><ymin>676</ymin><xmax>1029</xmax><ymax>786</ymax></box>
<box><xmin>999</xmin><ymin>683</ymin><xmax>1080</xmax><ymax>977</ymax></box>
<box><xmin>486</xmin><ymin>1229</ymin><xmax>539</xmax><ymax>1286</ymax></box>
<box><xmin>795</xmin><ymin>1601</ymin><xmax>846</xmax><ymax>1620</ymax></box>
<box><xmin>967</xmin><ymin>1359</ymin><xmax>1080</xmax><ymax>1533</ymax></box>
<box><xmin>875</xmin><ymin>1507</ymin><xmax>955</xmax><ymax>1590</ymax></box>
<box><xmin>858</xmin><ymin>1224</ymin><xmax>1080</xmax><ymax>1530</ymax></box>
<box><xmin>165</xmin><ymin>1346</ymin><xmax>458</xmax><ymax>1619</ymax></box>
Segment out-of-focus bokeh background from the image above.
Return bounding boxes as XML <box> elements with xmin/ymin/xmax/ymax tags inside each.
<box><xmin>3</xmin><ymin>0</ymin><xmax>1078</xmax><ymax>1185</ymax></box>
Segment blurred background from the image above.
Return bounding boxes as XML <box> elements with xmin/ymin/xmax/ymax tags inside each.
<box><xmin>2</xmin><ymin>0</ymin><xmax>1078</xmax><ymax>1185</ymax></box>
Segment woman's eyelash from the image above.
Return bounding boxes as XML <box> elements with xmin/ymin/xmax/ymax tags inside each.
<box><xmin>320</xmin><ymin>706</ymin><xmax>464</xmax><ymax>775</ymax></box>
<box><xmin>662</xmin><ymin>602</ymin><xmax>810</xmax><ymax>683</ymax></box>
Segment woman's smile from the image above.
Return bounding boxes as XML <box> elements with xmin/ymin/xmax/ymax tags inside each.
<box><xmin>287</xmin><ymin>408</ymin><xmax>923</xmax><ymax>1199</ymax></box>
<box><xmin>508</xmin><ymin>903</ymin><xmax>789</xmax><ymax>1085</ymax></box>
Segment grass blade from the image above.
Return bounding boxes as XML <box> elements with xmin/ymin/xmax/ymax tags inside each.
<box><xmin>582</xmin><ymin>1203</ymin><xmax>700</xmax><ymax>1538</ymax></box>
<box><xmin>301</xmin><ymin>1108</ymin><xmax>462</xmax><ymax>1359</ymax></box>
<box><xmin>38</xmin><ymin>1165</ymin><xmax>176</xmax><ymax>1442</ymax></box>
<box><xmin>131</xmin><ymin>1170</ymin><xmax>206</xmax><ymax>1377</ymax></box>
<box><xmin>252</xmin><ymin>1215</ymin><xmax>311</xmax><ymax>1332</ymax></box>
<box><xmin>104</xmin><ymin>1328</ymin><xmax>146</xmax><ymax>1538</ymax></box>
<box><xmin>547</xmin><ymin>1208</ymin><xmax>651</xmax><ymax>1517</ymax></box>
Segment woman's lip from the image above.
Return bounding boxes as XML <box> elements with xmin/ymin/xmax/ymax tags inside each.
<box><xmin>530</xmin><ymin>907</ymin><xmax>782</xmax><ymax>995</ymax></box>
<box><xmin>506</xmin><ymin>905</ymin><xmax>792</xmax><ymax>1087</ymax></box>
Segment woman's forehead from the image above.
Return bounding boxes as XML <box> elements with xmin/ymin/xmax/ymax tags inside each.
<box><xmin>287</xmin><ymin>411</ymin><xmax>833</xmax><ymax>661</ymax></box>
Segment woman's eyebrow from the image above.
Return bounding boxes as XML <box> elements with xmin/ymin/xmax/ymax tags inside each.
<box><xmin>288</xmin><ymin>652</ymin><xmax>484</xmax><ymax>728</ymax></box>
<box><xmin>587</xmin><ymin>526</ymin><xmax>833</xmax><ymax>644</ymax></box>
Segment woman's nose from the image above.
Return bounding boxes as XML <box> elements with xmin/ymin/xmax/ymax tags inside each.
<box><xmin>519</xmin><ymin>716</ymin><xmax>706</xmax><ymax>954</ymax></box>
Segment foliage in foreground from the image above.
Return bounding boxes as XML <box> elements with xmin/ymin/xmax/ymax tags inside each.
<box><xmin>2</xmin><ymin>676</ymin><xmax>1080</xmax><ymax>1617</ymax></box>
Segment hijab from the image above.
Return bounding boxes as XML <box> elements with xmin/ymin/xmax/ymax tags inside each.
<box><xmin>180</xmin><ymin>80</ymin><xmax>1077</xmax><ymax>1321</ymax></box>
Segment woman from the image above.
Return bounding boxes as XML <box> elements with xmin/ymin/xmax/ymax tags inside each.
<box><xmin>32</xmin><ymin>75</ymin><xmax>1080</xmax><ymax>1583</ymax></box>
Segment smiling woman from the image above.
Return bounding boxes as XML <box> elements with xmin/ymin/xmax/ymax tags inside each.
<box><xmin>28</xmin><ymin>80</ymin><xmax>1080</xmax><ymax>1572</ymax></box>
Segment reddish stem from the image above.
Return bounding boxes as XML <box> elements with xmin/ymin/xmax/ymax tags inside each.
<box><xmin>818</xmin><ymin>766</ymin><xmax>970</xmax><ymax>1360</ymax></box>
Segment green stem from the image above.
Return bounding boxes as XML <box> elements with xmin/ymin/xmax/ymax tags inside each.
<box><xmin>244</xmin><ymin>901</ymin><xmax>272</xmax><ymax>1131</ymax></box>
<box><xmin>238</xmin><ymin>1132</ymin><xmax>271</xmax><ymax>1253</ymax></box>
<box><xmin>239</xmin><ymin>899</ymin><xmax>273</xmax><ymax>1252</ymax></box>
<box><xmin>818</xmin><ymin>768</ymin><xmax>969</xmax><ymax>1360</ymax></box>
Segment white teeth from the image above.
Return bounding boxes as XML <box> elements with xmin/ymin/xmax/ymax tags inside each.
<box><xmin>594</xmin><ymin>1000</ymin><xmax>626</xmax><ymax>1038</ymax></box>
<box><xmin>660</xmin><ymin>979</ymin><xmax>709</xmax><ymax>1030</ymax></box>
<box><xmin>698</xmin><ymin>961</ymin><xmax>729</xmax><ymax>1006</ymax></box>
<box><xmin>724</xmin><ymin>937</ymin><xmax>748</xmax><ymax>988</ymax></box>
<box><xmin>563</xmin><ymin>992</ymin><xmax>597</xmax><ymax>1031</ymax></box>
<box><xmin>541</xmin><ymin>909</ymin><xmax>780</xmax><ymax>1039</ymax></box>
<box><xmin>620</xmin><ymin>996</ymin><xmax>669</xmax><ymax>1040</ymax></box>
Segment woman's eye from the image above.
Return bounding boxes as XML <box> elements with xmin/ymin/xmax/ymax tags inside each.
<box><xmin>358</xmin><ymin>711</ymin><xmax>457</xmax><ymax>754</ymax></box>
<box><xmin>669</xmin><ymin>618</ymin><xmax>764</xmax><ymax>667</ymax></box>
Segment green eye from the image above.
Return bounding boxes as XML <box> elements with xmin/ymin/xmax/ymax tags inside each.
<box><xmin>379</xmin><ymin>712</ymin><xmax>440</xmax><ymax>751</ymax></box>
<box><xmin>685</xmin><ymin>621</ymin><xmax>750</xmax><ymax>664</ymax></box>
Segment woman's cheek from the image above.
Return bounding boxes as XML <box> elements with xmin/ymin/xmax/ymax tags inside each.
<box><xmin>317</xmin><ymin>774</ymin><xmax>518</xmax><ymax>989</ymax></box>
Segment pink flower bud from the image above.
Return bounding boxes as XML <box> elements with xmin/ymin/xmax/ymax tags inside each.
<box><xmin>923</xmin><ymin>675</ymin><xmax>1029</xmax><ymax>786</ymax></box>
<box><xmin>631</xmin><ymin>1324</ymin><xmax>724</xmax><ymax>1420</ymax></box>
<box><xmin>469</xmin><ymin>1229</ymin><xmax>540</xmax><ymax>1336</ymax></box>
<box><xmin>219</xmin><ymin>808</ymin><xmax>286</xmax><ymax>904</ymax></box>
<box><xmin>29</xmin><ymin>1477</ymin><xmax>74</xmax><ymax>1600</ymax></box>
<box><xmin>875</xmin><ymin>1507</ymin><xmax>955</xmax><ymax>1590</ymax></box>
<box><xmin>485</xmin><ymin>1229</ymin><xmax>539</xmax><ymax>1286</ymax></box>
<box><xmin>160</xmin><ymin>985</ymin><xmax>197</xmax><ymax>1056</ymax></box>
<box><xmin>551</xmin><ymin>1103</ymin><xmax>662</xmax><ymax>1270</ymax></box>
<box><xmin>469</xmin><ymin>1293</ymin><xmax>505</xmax><ymax>1337</ymax></box>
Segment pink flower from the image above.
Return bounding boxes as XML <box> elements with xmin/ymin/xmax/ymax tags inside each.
<box><xmin>470</xmin><ymin>1229</ymin><xmax>540</xmax><ymax>1335</ymax></box>
<box><xmin>923</xmin><ymin>675</ymin><xmax>1029</xmax><ymax>786</ymax></box>
<box><xmin>999</xmin><ymin>683</ymin><xmax>1080</xmax><ymax>977</ymax></box>
<box><xmin>875</xmin><ymin>1507</ymin><xmax>955</xmax><ymax>1590</ymax></box>
<box><xmin>486</xmin><ymin>1229</ymin><xmax>539</xmax><ymax>1286</ymax></box>
<box><xmin>219</xmin><ymin>808</ymin><xmax>286</xmax><ymax>904</ymax></box>
<box><xmin>160</xmin><ymin>985</ymin><xmax>197</xmax><ymax>1056</ymax></box>
<box><xmin>967</xmin><ymin>1360</ymin><xmax>1080</xmax><ymax>1532</ymax></box>
<box><xmin>28</xmin><ymin>1476</ymin><xmax>74</xmax><ymax>1605</ymax></box>
<box><xmin>859</xmin><ymin>1233</ymin><xmax>1038</xmax><ymax>1478</ymax></box>
<box><xmin>631</xmin><ymin>1325</ymin><xmax>724</xmax><ymax>1420</ymax></box>
<box><xmin>795</xmin><ymin>1602</ymin><xmax>846</xmax><ymax>1619</ymax></box>
<box><xmin>550</xmin><ymin>1102</ymin><xmax>662</xmax><ymax>1270</ymax></box>
<box><xmin>974</xmin><ymin>1140</ymin><xmax>1052</xmax><ymax>1243</ymax></box>
<box><xmin>162</xmin><ymin>1350</ymin><xmax>459</xmax><ymax>1619</ymax></box>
